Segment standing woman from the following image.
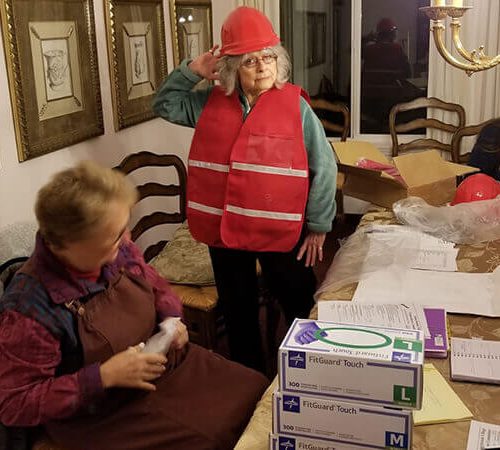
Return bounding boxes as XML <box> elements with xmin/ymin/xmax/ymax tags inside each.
<box><xmin>154</xmin><ymin>6</ymin><xmax>337</xmax><ymax>372</ymax></box>
<box><xmin>0</xmin><ymin>161</ymin><xmax>268</xmax><ymax>450</ymax></box>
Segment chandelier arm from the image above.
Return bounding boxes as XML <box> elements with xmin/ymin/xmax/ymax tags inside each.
<box><xmin>450</xmin><ymin>21</ymin><xmax>478</xmax><ymax>63</ymax></box>
<box><xmin>432</xmin><ymin>25</ymin><xmax>500</xmax><ymax>74</ymax></box>
<box><xmin>451</xmin><ymin>21</ymin><xmax>500</xmax><ymax>64</ymax></box>
<box><xmin>421</xmin><ymin>5</ymin><xmax>500</xmax><ymax>75</ymax></box>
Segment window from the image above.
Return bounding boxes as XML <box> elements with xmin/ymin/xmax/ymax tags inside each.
<box><xmin>280</xmin><ymin>0</ymin><xmax>429</xmax><ymax>140</ymax></box>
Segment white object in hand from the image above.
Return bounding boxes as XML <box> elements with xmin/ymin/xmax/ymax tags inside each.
<box><xmin>142</xmin><ymin>317</ymin><xmax>180</xmax><ymax>355</ymax></box>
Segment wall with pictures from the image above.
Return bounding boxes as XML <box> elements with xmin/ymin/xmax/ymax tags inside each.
<box><xmin>0</xmin><ymin>0</ymin><xmax>238</xmax><ymax>250</ymax></box>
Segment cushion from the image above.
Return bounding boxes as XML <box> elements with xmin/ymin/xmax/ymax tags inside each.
<box><xmin>0</xmin><ymin>257</ymin><xmax>28</xmax><ymax>295</ymax></box>
<box><xmin>0</xmin><ymin>221</ymin><xmax>37</xmax><ymax>295</ymax></box>
<box><xmin>149</xmin><ymin>224</ymin><xmax>215</xmax><ymax>286</ymax></box>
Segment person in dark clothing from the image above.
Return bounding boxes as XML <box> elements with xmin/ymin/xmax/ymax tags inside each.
<box><xmin>361</xmin><ymin>18</ymin><xmax>416</xmax><ymax>132</ymax></box>
<box><xmin>468</xmin><ymin>119</ymin><xmax>500</xmax><ymax>181</ymax></box>
<box><xmin>362</xmin><ymin>17</ymin><xmax>411</xmax><ymax>80</ymax></box>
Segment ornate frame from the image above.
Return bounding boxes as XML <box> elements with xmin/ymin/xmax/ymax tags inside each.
<box><xmin>0</xmin><ymin>0</ymin><xmax>103</xmax><ymax>161</ymax></box>
<box><xmin>169</xmin><ymin>0</ymin><xmax>213</xmax><ymax>67</ymax></box>
<box><xmin>104</xmin><ymin>0</ymin><xmax>168</xmax><ymax>130</ymax></box>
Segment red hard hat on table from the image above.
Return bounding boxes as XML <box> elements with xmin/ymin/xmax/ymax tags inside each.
<box><xmin>450</xmin><ymin>173</ymin><xmax>500</xmax><ymax>205</ymax></box>
<box><xmin>219</xmin><ymin>6</ymin><xmax>280</xmax><ymax>56</ymax></box>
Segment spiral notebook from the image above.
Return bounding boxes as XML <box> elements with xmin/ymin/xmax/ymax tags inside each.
<box><xmin>450</xmin><ymin>337</ymin><xmax>500</xmax><ymax>384</ymax></box>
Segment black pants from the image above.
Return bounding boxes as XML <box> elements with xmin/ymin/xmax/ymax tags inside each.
<box><xmin>209</xmin><ymin>240</ymin><xmax>316</xmax><ymax>372</ymax></box>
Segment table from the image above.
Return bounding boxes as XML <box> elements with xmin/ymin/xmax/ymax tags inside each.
<box><xmin>235</xmin><ymin>207</ymin><xmax>500</xmax><ymax>450</ymax></box>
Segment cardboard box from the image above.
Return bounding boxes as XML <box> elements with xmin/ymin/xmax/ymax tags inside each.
<box><xmin>269</xmin><ymin>433</ymin><xmax>361</xmax><ymax>450</ymax></box>
<box><xmin>278</xmin><ymin>319</ymin><xmax>424</xmax><ymax>409</ymax></box>
<box><xmin>273</xmin><ymin>391</ymin><xmax>412</xmax><ymax>449</ymax></box>
<box><xmin>332</xmin><ymin>141</ymin><xmax>478</xmax><ymax>208</ymax></box>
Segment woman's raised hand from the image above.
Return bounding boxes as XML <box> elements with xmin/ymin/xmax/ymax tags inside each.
<box><xmin>188</xmin><ymin>45</ymin><xmax>220</xmax><ymax>81</ymax></box>
<box><xmin>99</xmin><ymin>344</ymin><xmax>167</xmax><ymax>391</ymax></box>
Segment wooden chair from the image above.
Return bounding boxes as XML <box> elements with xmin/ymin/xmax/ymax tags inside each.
<box><xmin>389</xmin><ymin>96</ymin><xmax>466</xmax><ymax>160</ymax></box>
<box><xmin>451</xmin><ymin>118</ymin><xmax>500</xmax><ymax>164</ymax></box>
<box><xmin>310</xmin><ymin>98</ymin><xmax>350</xmax><ymax>222</ymax></box>
<box><xmin>115</xmin><ymin>151</ymin><xmax>222</xmax><ymax>350</ymax></box>
<box><xmin>309</xmin><ymin>98</ymin><xmax>350</xmax><ymax>141</ymax></box>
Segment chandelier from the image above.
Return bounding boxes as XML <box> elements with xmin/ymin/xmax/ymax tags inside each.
<box><xmin>420</xmin><ymin>1</ymin><xmax>500</xmax><ymax>76</ymax></box>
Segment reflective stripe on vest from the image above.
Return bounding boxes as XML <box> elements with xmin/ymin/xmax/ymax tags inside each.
<box><xmin>188</xmin><ymin>160</ymin><xmax>230</xmax><ymax>173</ymax></box>
<box><xmin>187</xmin><ymin>83</ymin><xmax>308</xmax><ymax>251</ymax></box>
<box><xmin>231</xmin><ymin>162</ymin><xmax>308</xmax><ymax>178</ymax></box>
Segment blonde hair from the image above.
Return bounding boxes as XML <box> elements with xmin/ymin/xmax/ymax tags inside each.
<box><xmin>217</xmin><ymin>44</ymin><xmax>291</xmax><ymax>96</ymax></box>
<box><xmin>35</xmin><ymin>160</ymin><xmax>138</xmax><ymax>247</ymax></box>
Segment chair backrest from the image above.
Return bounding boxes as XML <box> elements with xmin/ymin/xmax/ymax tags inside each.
<box><xmin>309</xmin><ymin>98</ymin><xmax>350</xmax><ymax>141</ymax></box>
<box><xmin>114</xmin><ymin>151</ymin><xmax>187</xmax><ymax>262</ymax></box>
<box><xmin>389</xmin><ymin>96</ymin><xmax>466</xmax><ymax>160</ymax></box>
<box><xmin>452</xmin><ymin>118</ymin><xmax>500</xmax><ymax>165</ymax></box>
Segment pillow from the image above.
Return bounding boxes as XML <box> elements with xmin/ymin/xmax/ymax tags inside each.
<box><xmin>0</xmin><ymin>257</ymin><xmax>29</xmax><ymax>295</ymax></box>
<box><xmin>149</xmin><ymin>223</ymin><xmax>215</xmax><ymax>286</ymax></box>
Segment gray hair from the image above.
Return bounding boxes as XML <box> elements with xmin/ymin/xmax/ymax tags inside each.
<box><xmin>217</xmin><ymin>44</ymin><xmax>291</xmax><ymax>96</ymax></box>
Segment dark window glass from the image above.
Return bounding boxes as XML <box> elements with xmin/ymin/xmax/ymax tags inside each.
<box><xmin>280</xmin><ymin>0</ymin><xmax>352</xmax><ymax>138</ymax></box>
<box><xmin>361</xmin><ymin>0</ymin><xmax>429</xmax><ymax>134</ymax></box>
<box><xmin>280</xmin><ymin>0</ymin><xmax>429</xmax><ymax>137</ymax></box>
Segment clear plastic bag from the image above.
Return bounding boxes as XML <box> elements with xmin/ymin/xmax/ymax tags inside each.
<box><xmin>142</xmin><ymin>317</ymin><xmax>180</xmax><ymax>355</ymax></box>
<box><xmin>315</xmin><ymin>225</ymin><xmax>418</xmax><ymax>299</ymax></box>
<box><xmin>393</xmin><ymin>196</ymin><xmax>500</xmax><ymax>244</ymax></box>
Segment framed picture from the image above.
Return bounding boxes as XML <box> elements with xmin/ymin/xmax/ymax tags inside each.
<box><xmin>306</xmin><ymin>12</ymin><xmax>326</xmax><ymax>67</ymax></box>
<box><xmin>0</xmin><ymin>0</ymin><xmax>103</xmax><ymax>161</ymax></box>
<box><xmin>169</xmin><ymin>0</ymin><xmax>213</xmax><ymax>67</ymax></box>
<box><xmin>104</xmin><ymin>0</ymin><xmax>168</xmax><ymax>130</ymax></box>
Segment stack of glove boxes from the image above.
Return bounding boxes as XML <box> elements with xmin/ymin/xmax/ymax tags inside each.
<box><xmin>270</xmin><ymin>319</ymin><xmax>424</xmax><ymax>450</ymax></box>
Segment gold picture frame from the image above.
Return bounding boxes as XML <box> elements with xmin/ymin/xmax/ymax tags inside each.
<box><xmin>104</xmin><ymin>0</ymin><xmax>168</xmax><ymax>130</ymax></box>
<box><xmin>0</xmin><ymin>0</ymin><xmax>104</xmax><ymax>162</ymax></box>
<box><xmin>169</xmin><ymin>0</ymin><xmax>213</xmax><ymax>67</ymax></box>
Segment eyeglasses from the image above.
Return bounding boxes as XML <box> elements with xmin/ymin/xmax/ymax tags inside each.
<box><xmin>241</xmin><ymin>54</ymin><xmax>277</xmax><ymax>68</ymax></box>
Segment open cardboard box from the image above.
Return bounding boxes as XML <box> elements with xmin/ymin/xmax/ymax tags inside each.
<box><xmin>332</xmin><ymin>141</ymin><xmax>478</xmax><ymax>209</ymax></box>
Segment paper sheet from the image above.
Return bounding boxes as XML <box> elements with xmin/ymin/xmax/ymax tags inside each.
<box><xmin>352</xmin><ymin>266</ymin><xmax>500</xmax><ymax>316</ymax></box>
<box><xmin>412</xmin><ymin>363</ymin><xmax>473</xmax><ymax>426</ymax></box>
<box><xmin>466</xmin><ymin>420</ymin><xmax>500</xmax><ymax>450</ymax></box>
<box><xmin>366</xmin><ymin>224</ymin><xmax>458</xmax><ymax>271</ymax></box>
<box><xmin>317</xmin><ymin>301</ymin><xmax>430</xmax><ymax>337</ymax></box>
<box><xmin>451</xmin><ymin>337</ymin><xmax>500</xmax><ymax>384</ymax></box>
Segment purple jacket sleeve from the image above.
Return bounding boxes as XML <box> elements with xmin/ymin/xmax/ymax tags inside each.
<box><xmin>124</xmin><ymin>239</ymin><xmax>183</xmax><ymax>320</ymax></box>
<box><xmin>0</xmin><ymin>310</ymin><xmax>104</xmax><ymax>426</ymax></box>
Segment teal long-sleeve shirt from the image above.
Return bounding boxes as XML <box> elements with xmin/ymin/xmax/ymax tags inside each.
<box><xmin>153</xmin><ymin>60</ymin><xmax>337</xmax><ymax>233</ymax></box>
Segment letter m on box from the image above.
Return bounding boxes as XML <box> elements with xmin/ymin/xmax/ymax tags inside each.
<box><xmin>385</xmin><ymin>431</ymin><xmax>408</xmax><ymax>449</ymax></box>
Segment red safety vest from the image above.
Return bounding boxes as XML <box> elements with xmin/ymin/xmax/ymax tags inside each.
<box><xmin>187</xmin><ymin>83</ymin><xmax>309</xmax><ymax>252</ymax></box>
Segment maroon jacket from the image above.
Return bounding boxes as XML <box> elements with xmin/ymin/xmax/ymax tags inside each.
<box><xmin>0</xmin><ymin>234</ymin><xmax>182</xmax><ymax>426</ymax></box>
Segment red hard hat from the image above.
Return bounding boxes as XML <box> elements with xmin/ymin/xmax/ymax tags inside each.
<box><xmin>219</xmin><ymin>7</ymin><xmax>280</xmax><ymax>56</ymax></box>
<box><xmin>450</xmin><ymin>173</ymin><xmax>500</xmax><ymax>205</ymax></box>
<box><xmin>377</xmin><ymin>18</ymin><xmax>397</xmax><ymax>34</ymax></box>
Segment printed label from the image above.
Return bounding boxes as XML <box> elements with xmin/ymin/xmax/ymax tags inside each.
<box><xmin>283</xmin><ymin>395</ymin><xmax>301</xmax><ymax>413</ymax></box>
<box><xmin>288</xmin><ymin>351</ymin><xmax>306</xmax><ymax>369</ymax></box>
<box><xmin>394</xmin><ymin>338</ymin><xmax>423</xmax><ymax>353</ymax></box>
<box><xmin>393</xmin><ymin>385</ymin><xmax>416</xmax><ymax>406</ymax></box>
<box><xmin>278</xmin><ymin>436</ymin><xmax>296</xmax><ymax>450</ymax></box>
<box><xmin>385</xmin><ymin>431</ymin><xmax>408</xmax><ymax>449</ymax></box>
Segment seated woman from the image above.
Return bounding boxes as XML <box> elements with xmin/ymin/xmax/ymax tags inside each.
<box><xmin>0</xmin><ymin>161</ymin><xmax>268</xmax><ymax>450</ymax></box>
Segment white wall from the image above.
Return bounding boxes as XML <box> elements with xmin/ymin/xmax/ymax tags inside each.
<box><xmin>0</xmin><ymin>0</ymin><xmax>236</xmax><ymax>248</ymax></box>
